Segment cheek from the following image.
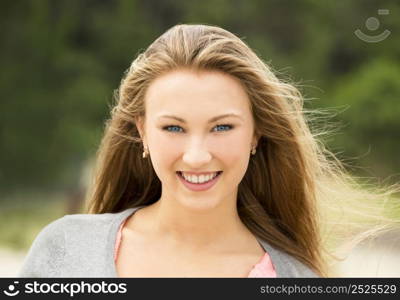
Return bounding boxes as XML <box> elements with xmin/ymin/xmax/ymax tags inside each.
<box><xmin>218</xmin><ymin>129</ymin><xmax>251</xmax><ymax>155</ymax></box>
<box><xmin>215</xmin><ymin>131</ymin><xmax>252</xmax><ymax>173</ymax></box>
<box><xmin>147</xmin><ymin>132</ymin><xmax>181</xmax><ymax>177</ymax></box>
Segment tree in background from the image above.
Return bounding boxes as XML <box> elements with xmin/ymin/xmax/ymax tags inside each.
<box><xmin>0</xmin><ymin>0</ymin><xmax>399</xmax><ymax>198</ymax></box>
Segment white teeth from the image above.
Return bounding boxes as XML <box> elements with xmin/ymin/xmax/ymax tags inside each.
<box><xmin>181</xmin><ymin>172</ymin><xmax>218</xmax><ymax>184</ymax></box>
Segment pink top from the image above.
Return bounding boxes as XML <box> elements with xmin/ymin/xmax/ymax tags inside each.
<box><xmin>114</xmin><ymin>220</ymin><xmax>276</xmax><ymax>277</ymax></box>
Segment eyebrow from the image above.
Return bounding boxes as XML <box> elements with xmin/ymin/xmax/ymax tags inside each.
<box><xmin>157</xmin><ymin>113</ymin><xmax>243</xmax><ymax>123</ymax></box>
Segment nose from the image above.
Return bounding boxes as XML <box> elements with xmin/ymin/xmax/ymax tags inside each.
<box><xmin>182</xmin><ymin>139</ymin><xmax>212</xmax><ymax>168</ymax></box>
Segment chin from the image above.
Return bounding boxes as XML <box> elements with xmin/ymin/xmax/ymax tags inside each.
<box><xmin>178</xmin><ymin>196</ymin><xmax>223</xmax><ymax>213</ymax></box>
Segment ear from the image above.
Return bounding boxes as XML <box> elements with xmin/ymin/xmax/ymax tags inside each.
<box><xmin>252</xmin><ymin>132</ymin><xmax>260</xmax><ymax>148</ymax></box>
<box><xmin>135</xmin><ymin>116</ymin><xmax>146</xmax><ymax>143</ymax></box>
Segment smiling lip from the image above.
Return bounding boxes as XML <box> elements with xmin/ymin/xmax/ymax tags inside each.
<box><xmin>176</xmin><ymin>171</ymin><xmax>222</xmax><ymax>191</ymax></box>
<box><xmin>178</xmin><ymin>171</ymin><xmax>221</xmax><ymax>176</ymax></box>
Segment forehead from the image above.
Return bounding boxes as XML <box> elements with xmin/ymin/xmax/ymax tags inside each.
<box><xmin>144</xmin><ymin>69</ymin><xmax>251</xmax><ymax>116</ymax></box>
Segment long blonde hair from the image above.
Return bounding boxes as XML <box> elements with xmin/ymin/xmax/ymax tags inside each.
<box><xmin>87</xmin><ymin>24</ymin><xmax>399</xmax><ymax>277</ymax></box>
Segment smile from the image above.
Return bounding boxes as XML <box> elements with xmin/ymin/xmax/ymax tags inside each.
<box><xmin>176</xmin><ymin>171</ymin><xmax>222</xmax><ymax>191</ymax></box>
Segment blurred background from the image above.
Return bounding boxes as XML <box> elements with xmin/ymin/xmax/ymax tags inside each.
<box><xmin>0</xmin><ymin>0</ymin><xmax>399</xmax><ymax>276</ymax></box>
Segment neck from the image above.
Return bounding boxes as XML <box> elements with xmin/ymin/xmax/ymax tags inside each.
<box><xmin>144</xmin><ymin>195</ymin><xmax>251</xmax><ymax>251</ymax></box>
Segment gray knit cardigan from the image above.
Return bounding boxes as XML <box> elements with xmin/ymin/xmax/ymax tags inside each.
<box><xmin>18</xmin><ymin>206</ymin><xmax>319</xmax><ymax>277</ymax></box>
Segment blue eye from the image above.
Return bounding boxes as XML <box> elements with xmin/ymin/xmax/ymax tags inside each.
<box><xmin>162</xmin><ymin>124</ymin><xmax>233</xmax><ymax>133</ymax></box>
<box><xmin>213</xmin><ymin>124</ymin><xmax>233</xmax><ymax>132</ymax></box>
<box><xmin>163</xmin><ymin>125</ymin><xmax>183</xmax><ymax>132</ymax></box>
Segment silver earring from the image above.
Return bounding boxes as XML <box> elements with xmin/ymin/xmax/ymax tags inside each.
<box><xmin>142</xmin><ymin>145</ymin><xmax>149</xmax><ymax>158</ymax></box>
<box><xmin>251</xmin><ymin>145</ymin><xmax>256</xmax><ymax>155</ymax></box>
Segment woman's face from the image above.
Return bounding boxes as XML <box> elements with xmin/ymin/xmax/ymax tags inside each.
<box><xmin>136</xmin><ymin>69</ymin><xmax>258</xmax><ymax>211</ymax></box>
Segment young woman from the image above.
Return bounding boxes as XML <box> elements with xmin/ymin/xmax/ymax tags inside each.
<box><xmin>19</xmin><ymin>24</ymin><xmax>396</xmax><ymax>278</ymax></box>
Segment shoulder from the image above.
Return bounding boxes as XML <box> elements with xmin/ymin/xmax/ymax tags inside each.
<box><xmin>258</xmin><ymin>239</ymin><xmax>319</xmax><ymax>277</ymax></box>
<box><xmin>274</xmin><ymin>250</ymin><xmax>319</xmax><ymax>277</ymax></box>
<box><xmin>18</xmin><ymin>216</ymin><xmax>68</xmax><ymax>277</ymax></box>
<box><xmin>19</xmin><ymin>208</ymin><xmax>135</xmax><ymax>277</ymax></box>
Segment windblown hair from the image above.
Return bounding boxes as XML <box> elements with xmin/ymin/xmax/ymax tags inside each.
<box><xmin>87</xmin><ymin>24</ymin><xmax>399</xmax><ymax>277</ymax></box>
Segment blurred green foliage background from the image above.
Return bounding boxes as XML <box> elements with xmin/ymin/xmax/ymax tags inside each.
<box><xmin>0</xmin><ymin>0</ymin><xmax>399</xmax><ymax>250</ymax></box>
